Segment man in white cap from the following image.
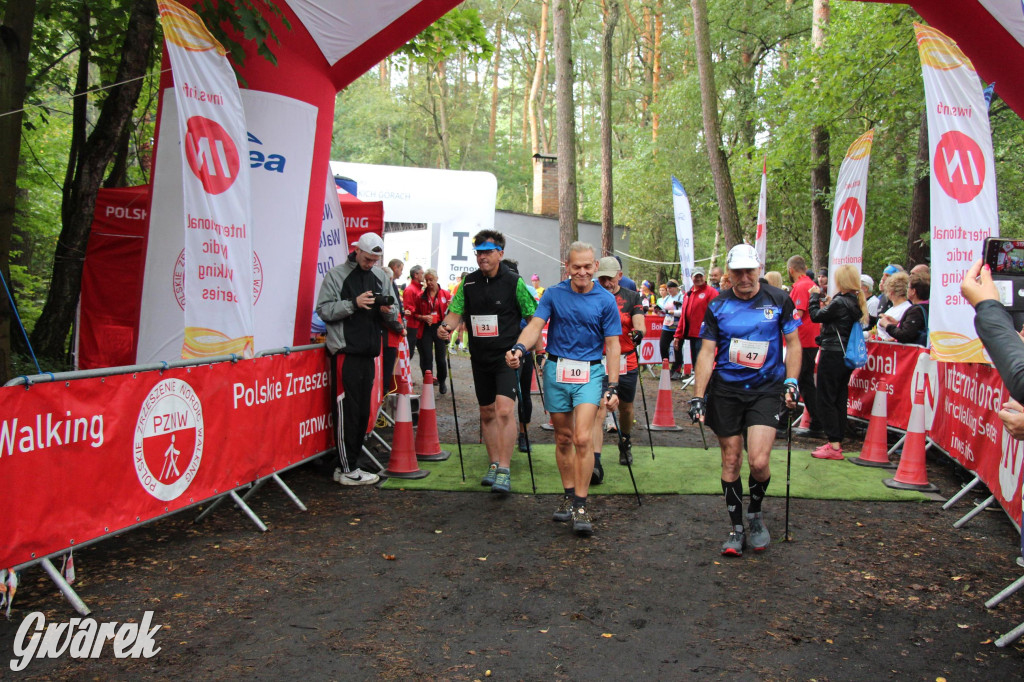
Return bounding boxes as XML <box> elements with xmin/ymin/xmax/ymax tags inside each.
<box><xmin>689</xmin><ymin>243</ymin><xmax>801</xmax><ymax>556</ymax></box>
<box><xmin>317</xmin><ymin>232</ymin><xmax>402</xmax><ymax>486</ymax></box>
<box><xmin>861</xmin><ymin>273</ymin><xmax>879</xmax><ymax>328</ymax></box>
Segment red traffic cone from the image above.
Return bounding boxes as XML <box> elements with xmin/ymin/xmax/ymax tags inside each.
<box><xmin>386</xmin><ymin>380</ymin><xmax>429</xmax><ymax>479</ymax></box>
<box><xmin>531</xmin><ymin>365</ymin><xmax>541</xmax><ymax>395</ymax></box>
<box><xmin>798</xmin><ymin>403</ymin><xmax>812</xmax><ymax>429</ymax></box>
<box><xmin>415</xmin><ymin>371</ymin><xmax>450</xmax><ymax>461</ymax></box>
<box><xmin>850</xmin><ymin>384</ymin><xmax>896</xmax><ymax>468</ymax></box>
<box><xmin>648</xmin><ymin>359</ymin><xmax>682</xmax><ymax>431</ymax></box>
<box><xmin>884</xmin><ymin>388</ymin><xmax>937</xmax><ymax>492</ymax></box>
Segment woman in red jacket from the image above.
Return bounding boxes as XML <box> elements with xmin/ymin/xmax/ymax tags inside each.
<box><xmin>415</xmin><ymin>269</ymin><xmax>452</xmax><ymax>392</ymax></box>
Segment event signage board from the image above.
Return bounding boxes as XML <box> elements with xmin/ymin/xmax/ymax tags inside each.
<box><xmin>827</xmin><ymin>130</ymin><xmax>873</xmax><ymax>296</ymax></box>
<box><xmin>0</xmin><ymin>350</ymin><xmax>333</xmax><ymax>569</ymax></box>
<box><xmin>916</xmin><ymin>22</ymin><xmax>999</xmax><ymax>362</ymax></box>
<box><xmin>846</xmin><ymin>341</ymin><xmax>928</xmax><ymax>430</ymax></box>
<box><xmin>671</xmin><ymin>177</ymin><xmax>695</xmax><ymax>292</ymax></box>
<box><xmin>159</xmin><ymin>0</ymin><xmax>255</xmax><ymax>359</ymax></box>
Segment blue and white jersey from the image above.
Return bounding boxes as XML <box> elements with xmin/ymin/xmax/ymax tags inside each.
<box><xmin>701</xmin><ymin>285</ymin><xmax>798</xmax><ymax>391</ymax></box>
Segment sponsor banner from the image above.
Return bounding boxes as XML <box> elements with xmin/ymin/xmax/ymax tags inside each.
<box><xmin>755</xmin><ymin>157</ymin><xmax>767</xmax><ymax>269</ymax></box>
<box><xmin>315</xmin><ymin>170</ymin><xmax>348</xmax><ymax>308</ymax></box>
<box><xmin>846</xmin><ymin>341</ymin><xmax>928</xmax><ymax>430</ymax></box>
<box><xmin>671</xmin><ymin>176</ymin><xmax>694</xmax><ymax>291</ymax></box>
<box><xmin>159</xmin><ymin>0</ymin><xmax>255</xmax><ymax>359</ymax></box>
<box><xmin>0</xmin><ymin>349</ymin><xmax>333</xmax><ymax>569</ymax></box>
<box><xmin>638</xmin><ymin>314</ymin><xmax>665</xmax><ymax>365</ymax></box>
<box><xmin>931</xmin><ymin>362</ymin><xmax>1022</xmax><ymax>525</ymax></box>
<box><xmin>827</xmin><ymin>130</ymin><xmax>873</xmax><ymax>296</ymax></box>
<box><xmin>916</xmin><ymin>22</ymin><xmax>999</xmax><ymax>362</ymax></box>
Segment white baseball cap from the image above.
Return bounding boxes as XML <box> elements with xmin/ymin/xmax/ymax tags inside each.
<box><xmin>861</xmin><ymin>274</ymin><xmax>874</xmax><ymax>289</ymax></box>
<box><xmin>726</xmin><ymin>244</ymin><xmax>760</xmax><ymax>270</ymax></box>
<box><xmin>352</xmin><ymin>232</ymin><xmax>384</xmax><ymax>254</ymax></box>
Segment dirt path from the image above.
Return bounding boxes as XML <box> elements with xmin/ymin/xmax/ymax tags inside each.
<box><xmin>2</xmin><ymin>353</ymin><xmax>1022</xmax><ymax>679</ymax></box>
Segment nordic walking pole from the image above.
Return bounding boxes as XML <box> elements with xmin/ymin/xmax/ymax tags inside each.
<box><xmin>514</xmin><ymin>366</ymin><xmax>537</xmax><ymax>494</ymax></box>
<box><xmin>633</xmin><ymin>346</ymin><xmax>657</xmax><ymax>461</ymax></box>
<box><xmin>610</xmin><ymin>409</ymin><xmax>641</xmax><ymax>507</ymax></box>
<box><xmin>446</xmin><ymin>352</ymin><xmax>465</xmax><ymax>482</ymax></box>
<box><xmin>785</xmin><ymin>404</ymin><xmax>793</xmax><ymax>542</ymax></box>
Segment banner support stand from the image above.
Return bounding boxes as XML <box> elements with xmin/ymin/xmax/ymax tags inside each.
<box><xmin>942</xmin><ymin>474</ymin><xmax>982</xmax><ymax>510</ymax></box>
<box><xmin>194</xmin><ymin>493</ymin><xmax>231</xmax><ymax>524</ymax></box>
<box><xmin>239</xmin><ymin>474</ymin><xmax>307</xmax><ymax>513</ymax></box>
<box><xmin>952</xmin><ymin>494</ymin><xmax>995</xmax><ymax>529</ymax></box>
<box><xmin>40</xmin><ymin>557</ymin><xmax>90</xmax><ymax>616</ymax></box>
<box><xmin>229</xmin><ymin>490</ymin><xmax>268</xmax><ymax>532</ymax></box>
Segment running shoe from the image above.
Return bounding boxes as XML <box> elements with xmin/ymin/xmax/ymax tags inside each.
<box><xmin>480</xmin><ymin>462</ymin><xmax>498</xmax><ymax>486</ymax></box>
<box><xmin>517</xmin><ymin>433</ymin><xmax>529</xmax><ymax>453</ymax></box>
<box><xmin>334</xmin><ymin>468</ymin><xmax>381</xmax><ymax>486</ymax></box>
<box><xmin>552</xmin><ymin>497</ymin><xmax>573</xmax><ymax>522</ymax></box>
<box><xmin>811</xmin><ymin>443</ymin><xmax>844</xmax><ymax>460</ymax></box>
<box><xmin>747</xmin><ymin>512</ymin><xmax>770</xmax><ymax>551</ymax></box>
<box><xmin>438</xmin><ymin>381</ymin><xmax>447</xmax><ymax>395</ymax></box>
<box><xmin>491</xmin><ymin>468</ymin><xmax>511</xmax><ymax>493</ymax></box>
<box><xmin>571</xmin><ymin>506</ymin><xmax>594</xmax><ymax>536</ymax></box>
<box><xmin>721</xmin><ymin>529</ymin><xmax>746</xmax><ymax>557</ymax></box>
<box><xmin>618</xmin><ymin>434</ymin><xmax>633</xmax><ymax>465</ymax></box>
<box><xmin>591</xmin><ymin>461</ymin><xmax>605</xmax><ymax>485</ymax></box>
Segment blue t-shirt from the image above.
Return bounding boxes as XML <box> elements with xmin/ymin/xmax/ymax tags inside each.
<box><xmin>701</xmin><ymin>285</ymin><xmax>798</xmax><ymax>391</ymax></box>
<box><xmin>535</xmin><ymin>280</ymin><xmax>621</xmax><ymax>361</ymax></box>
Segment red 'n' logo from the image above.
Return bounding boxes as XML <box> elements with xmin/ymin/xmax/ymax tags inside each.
<box><xmin>934</xmin><ymin>130</ymin><xmax>985</xmax><ymax>204</ymax></box>
<box><xmin>641</xmin><ymin>342</ymin><xmax>654</xmax><ymax>361</ymax></box>
<box><xmin>834</xmin><ymin>197</ymin><xmax>863</xmax><ymax>241</ymax></box>
<box><xmin>184</xmin><ymin>116</ymin><xmax>240</xmax><ymax>195</ymax></box>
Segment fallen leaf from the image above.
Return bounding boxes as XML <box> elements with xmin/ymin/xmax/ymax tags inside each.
<box><xmin>435</xmin><ymin>530</ymin><xmax>443</xmax><ymax>534</ymax></box>
<box><xmin>382</xmin><ymin>553</ymin><xmax>396</xmax><ymax>561</ymax></box>
<box><xmin>539</xmin><ymin>629</ymin><xmax>549</xmax><ymax>633</ymax></box>
<box><xmin>601</xmin><ymin>633</ymin><xmax>614</xmax><ymax>638</ymax></box>
<box><xmin>956</xmin><ymin>624</ymin><xmax>969</xmax><ymax>629</ymax></box>
<box><xmin>825</xmin><ymin>638</ymin><xmax>833</xmax><ymax>644</ymax></box>
<box><xmin>477</xmin><ymin>556</ymin><xmax>488</xmax><ymax>561</ymax></box>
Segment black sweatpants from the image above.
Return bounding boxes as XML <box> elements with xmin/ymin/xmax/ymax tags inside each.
<box><xmin>331</xmin><ymin>353</ymin><xmax>378</xmax><ymax>473</ymax></box>
<box><xmin>816</xmin><ymin>350</ymin><xmax>854</xmax><ymax>443</ymax></box>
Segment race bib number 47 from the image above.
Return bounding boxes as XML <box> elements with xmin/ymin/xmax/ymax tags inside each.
<box><xmin>729</xmin><ymin>338</ymin><xmax>769</xmax><ymax>369</ymax></box>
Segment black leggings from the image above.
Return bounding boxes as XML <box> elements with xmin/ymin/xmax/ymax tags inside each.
<box><xmin>816</xmin><ymin>350</ymin><xmax>853</xmax><ymax>442</ymax></box>
<box><xmin>660</xmin><ymin>328</ymin><xmax>681</xmax><ymax>372</ymax></box>
<box><xmin>417</xmin><ymin>324</ymin><xmax>448</xmax><ymax>384</ymax></box>
<box><xmin>517</xmin><ymin>352</ymin><xmax>536</xmax><ymax>424</ymax></box>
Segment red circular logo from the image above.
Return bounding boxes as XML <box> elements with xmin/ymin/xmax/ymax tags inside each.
<box><xmin>641</xmin><ymin>342</ymin><xmax>654</xmax><ymax>361</ymax></box>
<box><xmin>834</xmin><ymin>197</ymin><xmax>864</xmax><ymax>241</ymax></box>
<box><xmin>184</xmin><ymin>116</ymin><xmax>240</xmax><ymax>195</ymax></box>
<box><xmin>756</xmin><ymin>221</ymin><xmax>765</xmax><ymax>240</ymax></box>
<box><xmin>933</xmin><ymin>130</ymin><xmax>985</xmax><ymax>204</ymax></box>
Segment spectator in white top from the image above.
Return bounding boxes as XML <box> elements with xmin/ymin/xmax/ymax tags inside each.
<box><xmin>876</xmin><ymin>272</ymin><xmax>910</xmax><ymax>341</ymax></box>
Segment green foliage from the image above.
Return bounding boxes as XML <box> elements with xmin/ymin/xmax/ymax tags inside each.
<box><xmin>397</xmin><ymin>7</ymin><xmax>494</xmax><ymax>66</ymax></box>
<box><xmin>192</xmin><ymin>0</ymin><xmax>291</xmax><ymax>70</ymax></box>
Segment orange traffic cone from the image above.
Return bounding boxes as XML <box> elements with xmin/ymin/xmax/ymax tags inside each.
<box><xmin>386</xmin><ymin>379</ymin><xmax>429</xmax><ymax>479</ymax></box>
<box><xmin>884</xmin><ymin>388</ymin><xmax>937</xmax><ymax>492</ymax></box>
<box><xmin>648</xmin><ymin>359</ymin><xmax>682</xmax><ymax>431</ymax></box>
<box><xmin>415</xmin><ymin>371</ymin><xmax>450</xmax><ymax>462</ymax></box>
<box><xmin>850</xmin><ymin>384</ymin><xmax>896</xmax><ymax>468</ymax></box>
<box><xmin>798</xmin><ymin>403</ymin><xmax>812</xmax><ymax>430</ymax></box>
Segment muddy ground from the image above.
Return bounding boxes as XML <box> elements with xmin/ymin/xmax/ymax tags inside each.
<box><xmin>2</xmin><ymin>352</ymin><xmax>1023</xmax><ymax>680</ymax></box>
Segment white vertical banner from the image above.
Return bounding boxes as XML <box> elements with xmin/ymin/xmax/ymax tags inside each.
<box><xmin>916</xmin><ymin>23</ymin><xmax>999</xmax><ymax>363</ymax></box>
<box><xmin>314</xmin><ymin>171</ymin><xmax>347</xmax><ymax>305</ymax></box>
<box><xmin>672</xmin><ymin>176</ymin><xmax>695</xmax><ymax>291</ymax></box>
<box><xmin>754</xmin><ymin>155</ymin><xmax>767</xmax><ymax>268</ymax></box>
<box><xmin>159</xmin><ymin>0</ymin><xmax>254</xmax><ymax>358</ymax></box>
<box><xmin>827</xmin><ymin>129</ymin><xmax>873</xmax><ymax>296</ymax></box>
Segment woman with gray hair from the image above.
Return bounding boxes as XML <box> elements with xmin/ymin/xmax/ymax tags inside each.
<box><xmin>877</xmin><ymin>272</ymin><xmax>910</xmax><ymax>342</ymax></box>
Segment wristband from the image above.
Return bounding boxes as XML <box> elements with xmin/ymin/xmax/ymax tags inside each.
<box><xmin>784</xmin><ymin>378</ymin><xmax>798</xmax><ymax>387</ymax></box>
<box><xmin>605</xmin><ymin>385</ymin><xmax>618</xmax><ymax>399</ymax></box>
<box><xmin>511</xmin><ymin>343</ymin><xmax>528</xmax><ymax>357</ymax></box>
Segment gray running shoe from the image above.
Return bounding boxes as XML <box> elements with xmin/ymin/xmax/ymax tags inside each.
<box><xmin>747</xmin><ymin>512</ymin><xmax>770</xmax><ymax>551</ymax></box>
<box><xmin>721</xmin><ymin>529</ymin><xmax>746</xmax><ymax>557</ymax></box>
<box><xmin>571</xmin><ymin>506</ymin><xmax>594</xmax><ymax>536</ymax></box>
<box><xmin>552</xmin><ymin>497</ymin><xmax>573</xmax><ymax>522</ymax></box>
<box><xmin>491</xmin><ymin>468</ymin><xmax>511</xmax><ymax>493</ymax></box>
<box><xmin>480</xmin><ymin>462</ymin><xmax>498</xmax><ymax>486</ymax></box>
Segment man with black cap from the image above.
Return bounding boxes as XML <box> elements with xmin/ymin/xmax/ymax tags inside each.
<box><xmin>317</xmin><ymin>232</ymin><xmax>402</xmax><ymax>486</ymax></box>
<box><xmin>437</xmin><ymin>230</ymin><xmax>538</xmax><ymax>494</ymax></box>
<box><xmin>689</xmin><ymin>244</ymin><xmax>801</xmax><ymax>556</ymax></box>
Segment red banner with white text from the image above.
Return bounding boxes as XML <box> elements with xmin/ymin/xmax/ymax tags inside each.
<box><xmin>2</xmin><ymin>349</ymin><xmax>333</xmax><ymax>569</ymax></box>
<box><xmin>846</xmin><ymin>341</ymin><xmax>929</xmax><ymax>430</ymax></box>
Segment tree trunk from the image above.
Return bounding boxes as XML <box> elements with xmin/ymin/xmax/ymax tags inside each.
<box><xmin>553</xmin><ymin>0</ymin><xmax>578</xmax><ymax>264</ymax></box>
<box><xmin>652</xmin><ymin>1</ymin><xmax>662</xmax><ymax>146</ymax></box>
<box><xmin>907</xmin><ymin>110</ymin><xmax>930</xmax><ymax>268</ymax></box>
<box><xmin>489</xmin><ymin>22</ymin><xmax>501</xmax><ymax>155</ymax></box>
<box><xmin>601</xmin><ymin>2</ymin><xmax>619</xmax><ymax>257</ymax></box>
<box><xmin>0</xmin><ymin>0</ymin><xmax>38</xmax><ymax>382</ymax></box>
<box><xmin>809</xmin><ymin>0</ymin><xmax>830</xmax><ymax>271</ymax></box>
<box><xmin>690</xmin><ymin>0</ymin><xmax>741</xmax><ymax>250</ymax></box>
<box><xmin>63</xmin><ymin>3</ymin><xmax>92</xmax><ymax>225</ymax></box>
<box><xmin>529</xmin><ymin>2</ymin><xmax>549</xmax><ymax>156</ymax></box>
<box><xmin>31</xmin><ymin>0</ymin><xmax>157</xmax><ymax>360</ymax></box>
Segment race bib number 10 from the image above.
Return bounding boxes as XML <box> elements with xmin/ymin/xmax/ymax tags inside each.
<box><xmin>728</xmin><ymin>338</ymin><xmax>769</xmax><ymax>369</ymax></box>
<box><xmin>556</xmin><ymin>357</ymin><xmax>590</xmax><ymax>384</ymax></box>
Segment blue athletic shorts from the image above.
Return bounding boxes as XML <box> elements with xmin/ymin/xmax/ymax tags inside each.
<box><xmin>543</xmin><ymin>358</ymin><xmax>605</xmax><ymax>413</ymax></box>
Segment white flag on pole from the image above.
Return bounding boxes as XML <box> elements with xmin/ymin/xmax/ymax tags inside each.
<box><xmin>827</xmin><ymin>130</ymin><xmax>874</xmax><ymax>296</ymax></box>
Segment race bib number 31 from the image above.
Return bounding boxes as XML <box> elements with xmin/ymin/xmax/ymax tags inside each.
<box><xmin>729</xmin><ymin>338</ymin><xmax>769</xmax><ymax>369</ymax></box>
<box><xmin>556</xmin><ymin>357</ymin><xmax>590</xmax><ymax>384</ymax></box>
<box><xmin>471</xmin><ymin>314</ymin><xmax>499</xmax><ymax>337</ymax></box>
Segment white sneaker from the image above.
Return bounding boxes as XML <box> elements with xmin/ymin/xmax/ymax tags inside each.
<box><xmin>334</xmin><ymin>467</ymin><xmax>380</xmax><ymax>486</ymax></box>
<box><xmin>449</xmin><ymin>345</ymin><xmax>457</xmax><ymax>354</ymax></box>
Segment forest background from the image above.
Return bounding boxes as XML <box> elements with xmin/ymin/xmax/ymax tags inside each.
<box><xmin>3</xmin><ymin>0</ymin><xmax>1024</xmax><ymax>383</ymax></box>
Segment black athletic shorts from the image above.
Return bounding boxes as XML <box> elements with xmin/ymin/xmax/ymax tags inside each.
<box><xmin>602</xmin><ymin>368</ymin><xmax>638</xmax><ymax>403</ymax></box>
<box><xmin>705</xmin><ymin>378</ymin><xmax>784</xmax><ymax>437</ymax></box>
<box><xmin>471</xmin><ymin>355</ymin><xmax>518</xmax><ymax>406</ymax></box>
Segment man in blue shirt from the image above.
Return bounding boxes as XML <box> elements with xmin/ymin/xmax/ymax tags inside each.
<box><xmin>507</xmin><ymin>242</ymin><xmax>621</xmax><ymax>536</ymax></box>
<box><xmin>689</xmin><ymin>244</ymin><xmax>801</xmax><ymax>557</ymax></box>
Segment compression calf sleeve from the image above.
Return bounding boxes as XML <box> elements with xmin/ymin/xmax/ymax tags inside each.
<box><xmin>722</xmin><ymin>478</ymin><xmax>744</xmax><ymax>528</ymax></box>
<box><xmin>748</xmin><ymin>474</ymin><xmax>771</xmax><ymax>514</ymax></box>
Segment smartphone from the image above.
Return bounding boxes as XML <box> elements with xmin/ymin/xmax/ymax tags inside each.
<box><xmin>982</xmin><ymin>237</ymin><xmax>1024</xmax><ymax>309</ymax></box>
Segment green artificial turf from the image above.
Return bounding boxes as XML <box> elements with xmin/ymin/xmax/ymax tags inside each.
<box><xmin>380</xmin><ymin>444</ymin><xmax>928</xmax><ymax>501</ymax></box>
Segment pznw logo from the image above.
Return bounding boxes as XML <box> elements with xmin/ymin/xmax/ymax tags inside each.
<box><xmin>134</xmin><ymin>379</ymin><xmax>204</xmax><ymax>501</ymax></box>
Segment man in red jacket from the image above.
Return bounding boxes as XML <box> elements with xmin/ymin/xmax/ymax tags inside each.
<box><xmin>674</xmin><ymin>267</ymin><xmax>718</xmax><ymax>376</ymax></box>
<box><xmin>787</xmin><ymin>255</ymin><xmax>824</xmax><ymax>438</ymax></box>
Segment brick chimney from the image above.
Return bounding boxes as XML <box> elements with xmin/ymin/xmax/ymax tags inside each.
<box><xmin>532</xmin><ymin>153</ymin><xmax>558</xmax><ymax>216</ymax></box>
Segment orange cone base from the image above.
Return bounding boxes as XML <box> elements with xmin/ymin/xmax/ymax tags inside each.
<box><xmin>848</xmin><ymin>455</ymin><xmax>896</xmax><ymax>469</ymax></box>
<box><xmin>646</xmin><ymin>424</ymin><xmax>683</xmax><ymax>432</ymax></box>
<box><xmin>883</xmin><ymin>475</ymin><xmax>938</xmax><ymax>493</ymax></box>
<box><xmin>417</xmin><ymin>449</ymin><xmax>451</xmax><ymax>462</ymax></box>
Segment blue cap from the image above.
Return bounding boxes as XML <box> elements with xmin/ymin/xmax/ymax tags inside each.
<box><xmin>883</xmin><ymin>265</ymin><xmax>900</xmax><ymax>275</ymax></box>
<box><xmin>474</xmin><ymin>241</ymin><xmax>502</xmax><ymax>252</ymax></box>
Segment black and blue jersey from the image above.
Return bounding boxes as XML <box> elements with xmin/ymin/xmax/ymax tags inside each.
<box><xmin>700</xmin><ymin>285</ymin><xmax>798</xmax><ymax>392</ymax></box>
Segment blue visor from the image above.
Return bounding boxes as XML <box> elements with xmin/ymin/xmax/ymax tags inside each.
<box><xmin>474</xmin><ymin>241</ymin><xmax>502</xmax><ymax>251</ymax></box>
<box><xmin>883</xmin><ymin>265</ymin><xmax>899</xmax><ymax>275</ymax></box>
